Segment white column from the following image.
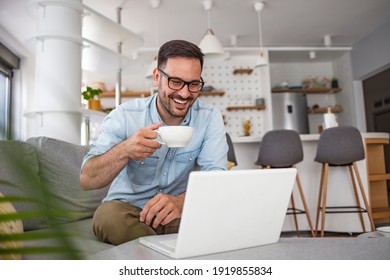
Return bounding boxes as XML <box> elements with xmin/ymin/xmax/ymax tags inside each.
<box><xmin>32</xmin><ymin>0</ymin><xmax>83</xmax><ymax>144</ymax></box>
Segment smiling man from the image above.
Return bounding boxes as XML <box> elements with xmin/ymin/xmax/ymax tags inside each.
<box><xmin>80</xmin><ymin>40</ymin><xmax>228</xmax><ymax>245</ymax></box>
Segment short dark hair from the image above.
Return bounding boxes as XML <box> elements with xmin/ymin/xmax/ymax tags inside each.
<box><xmin>157</xmin><ymin>40</ymin><xmax>204</xmax><ymax>70</ymax></box>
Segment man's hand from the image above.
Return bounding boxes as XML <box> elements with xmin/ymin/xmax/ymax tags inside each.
<box><xmin>80</xmin><ymin>122</ymin><xmax>163</xmax><ymax>190</ymax></box>
<box><xmin>140</xmin><ymin>193</ymin><xmax>185</xmax><ymax>228</ymax></box>
<box><xmin>124</xmin><ymin>122</ymin><xmax>163</xmax><ymax>160</ymax></box>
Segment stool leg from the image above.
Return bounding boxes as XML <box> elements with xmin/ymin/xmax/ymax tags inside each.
<box><xmin>320</xmin><ymin>163</ymin><xmax>329</xmax><ymax>238</ymax></box>
<box><xmin>352</xmin><ymin>162</ymin><xmax>375</xmax><ymax>231</ymax></box>
<box><xmin>315</xmin><ymin>164</ymin><xmax>326</xmax><ymax>235</ymax></box>
<box><xmin>348</xmin><ymin>165</ymin><xmax>366</xmax><ymax>232</ymax></box>
<box><xmin>290</xmin><ymin>191</ymin><xmax>300</xmax><ymax>237</ymax></box>
<box><xmin>295</xmin><ymin>171</ymin><xmax>315</xmax><ymax>237</ymax></box>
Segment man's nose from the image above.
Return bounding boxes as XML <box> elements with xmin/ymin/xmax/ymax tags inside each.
<box><xmin>177</xmin><ymin>85</ymin><xmax>192</xmax><ymax>98</ymax></box>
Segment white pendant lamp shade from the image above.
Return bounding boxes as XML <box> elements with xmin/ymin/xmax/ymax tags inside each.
<box><xmin>198</xmin><ymin>0</ymin><xmax>224</xmax><ymax>58</ymax></box>
<box><xmin>255</xmin><ymin>51</ymin><xmax>268</xmax><ymax>68</ymax></box>
<box><xmin>199</xmin><ymin>28</ymin><xmax>224</xmax><ymax>56</ymax></box>
<box><xmin>145</xmin><ymin>57</ymin><xmax>157</xmax><ymax>79</ymax></box>
<box><xmin>254</xmin><ymin>2</ymin><xmax>268</xmax><ymax>68</ymax></box>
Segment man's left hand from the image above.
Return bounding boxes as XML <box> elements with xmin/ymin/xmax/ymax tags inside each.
<box><xmin>140</xmin><ymin>193</ymin><xmax>185</xmax><ymax>228</ymax></box>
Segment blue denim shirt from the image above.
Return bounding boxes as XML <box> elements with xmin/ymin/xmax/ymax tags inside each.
<box><xmin>82</xmin><ymin>94</ymin><xmax>228</xmax><ymax>208</ymax></box>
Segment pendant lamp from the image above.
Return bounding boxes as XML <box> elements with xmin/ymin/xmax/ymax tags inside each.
<box><xmin>198</xmin><ymin>0</ymin><xmax>224</xmax><ymax>58</ymax></box>
<box><xmin>145</xmin><ymin>0</ymin><xmax>160</xmax><ymax>79</ymax></box>
<box><xmin>254</xmin><ymin>2</ymin><xmax>268</xmax><ymax>67</ymax></box>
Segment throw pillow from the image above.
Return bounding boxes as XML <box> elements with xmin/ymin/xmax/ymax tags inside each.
<box><xmin>0</xmin><ymin>192</ymin><xmax>24</xmax><ymax>260</ymax></box>
<box><xmin>27</xmin><ymin>137</ymin><xmax>108</xmax><ymax>224</ymax></box>
<box><xmin>0</xmin><ymin>140</ymin><xmax>48</xmax><ymax>230</ymax></box>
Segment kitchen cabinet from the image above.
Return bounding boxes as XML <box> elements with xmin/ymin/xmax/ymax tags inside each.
<box><xmin>365</xmin><ymin>137</ymin><xmax>390</xmax><ymax>222</ymax></box>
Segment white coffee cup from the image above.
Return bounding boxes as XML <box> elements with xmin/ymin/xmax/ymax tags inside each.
<box><xmin>155</xmin><ymin>126</ymin><xmax>194</xmax><ymax>147</ymax></box>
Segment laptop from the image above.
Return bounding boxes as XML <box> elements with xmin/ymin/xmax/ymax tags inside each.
<box><xmin>139</xmin><ymin>168</ymin><xmax>297</xmax><ymax>259</ymax></box>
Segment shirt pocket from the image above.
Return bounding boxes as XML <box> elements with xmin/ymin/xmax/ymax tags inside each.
<box><xmin>128</xmin><ymin>156</ymin><xmax>158</xmax><ymax>186</ymax></box>
<box><xmin>175</xmin><ymin>148</ymin><xmax>200</xmax><ymax>182</ymax></box>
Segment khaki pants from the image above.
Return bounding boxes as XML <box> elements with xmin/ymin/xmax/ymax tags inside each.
<box><xmin>92</xmin><ymin>200</ymin><xmax>180</xmax><ymax>245</ymax></box>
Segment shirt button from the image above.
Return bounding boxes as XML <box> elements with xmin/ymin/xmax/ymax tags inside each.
<box><xmin>189</xmin><ymin>157</ymin><xmax>192</xmax><ymax>161</ymax></box>
<box><xmin>169</xmin><ymin>152</ymin><xmax>172</xmax><ymax>156</ymax></box>
<box><xmin>163</xmin><ymin>172</ymin><xmax>167</xmax><ymax>176</ymax></box>
<box><xmin>140</xmin><ymin>161</ymin><xmax>144</xmax><ymax>165</ymax></box>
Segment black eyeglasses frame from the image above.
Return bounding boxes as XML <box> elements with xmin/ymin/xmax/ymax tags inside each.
<box><xmin>158</xmin><ymin>68</ymin><xmax>204</xmax><ymax>93</ymax></box>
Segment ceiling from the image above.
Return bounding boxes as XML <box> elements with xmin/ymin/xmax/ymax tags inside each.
<box><xmin>1</xmin><ymin>0</ymin><xmax>390</xmax><ymax>63</ymax></box>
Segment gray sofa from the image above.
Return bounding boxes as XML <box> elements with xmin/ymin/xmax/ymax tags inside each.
<box><xmin>0</xmin><ymin>136</ymin><xmax>114</xmax><ymax>259</ymax></box>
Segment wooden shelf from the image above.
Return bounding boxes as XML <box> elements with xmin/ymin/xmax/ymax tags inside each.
<box><xmin>369</xmin><ymin>173</ymin><xmax>390</xmax><ymax>182</ymax></box>
<box><xmin>226</xmin><ymin>105</ymin><xmax>266</xmax><ymax>111</ymax></box>
<box><xmin>365</xmin><ymin>138</ymin><xmax>390</xmax><ymax>222</ymax></box>
<box><xmin>272</xmin><ymin>88</ymin><xmax>342</xmax><ymax>94</ymax></box>
<box><xmin>200</xmin><ymin>91</ymin><xmax>225</xmax><ymax>96</ymax></box>
<box><xmin>233</xmin><ymin>68</ymin><xmax>253</xmax><ymax>75</ymax></box>
<box><xmin>100</xmin><ymin>91</ymin><xmax>225</xmax><ymax>98</ymax></box>
<box><xmin>372</xmin><ymin>207</ymin><xmax>390</xmax><ymax>220</ymax></box>
<box><xmin>308</xmin><ymin>106</ymin><xmax>343</xmax><ymax>114</ymax></box>
<box><xmin>100</xmin><ymin>91</ymin><xmax>151</xmax><ymax>98</ymax></box>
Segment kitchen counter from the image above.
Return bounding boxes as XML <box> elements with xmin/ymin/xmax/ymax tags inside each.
<box><xmin>231</xmin><ymin>132</ymin><xmax>389</xmax><ymax>144</ymax></box>
<box><xmin>230</xmin><ymin>132</ymin><xmax>390</xmax><ymax>233</ymax></box>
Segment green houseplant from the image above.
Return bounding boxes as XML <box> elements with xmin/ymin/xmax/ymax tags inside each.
<box><xmin>331</xmin><ymin>76</ymin><xmax>339</xmax><ymax>88</ymax></box>
<box><xmin>82</xmin><ymin>87</ymin><xmax>103</xmax><ymax>111</ymax></box>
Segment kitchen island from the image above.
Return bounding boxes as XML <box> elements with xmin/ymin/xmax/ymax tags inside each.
<box><xmin>231</xmin><ymin>132</ymin><xmax>390</xmax><ymax>233</ymax></box>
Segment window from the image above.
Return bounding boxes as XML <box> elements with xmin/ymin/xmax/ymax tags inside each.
<box><xmin>0</xmin><ymin>42</ymin><xmax>20</xmax><ymax>140</ymax></box>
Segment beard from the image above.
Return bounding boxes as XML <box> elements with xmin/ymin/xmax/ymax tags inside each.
<box><xmin>157</xmin><ymin>88</ymin><xmax>194</xmax><ymax>119</ymax></box>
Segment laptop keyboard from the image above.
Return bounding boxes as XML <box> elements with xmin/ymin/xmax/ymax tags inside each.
<box><xmin>160</xmin><ymin>238</ymin><xmax>177</xmax><ymax>248</ymax></box>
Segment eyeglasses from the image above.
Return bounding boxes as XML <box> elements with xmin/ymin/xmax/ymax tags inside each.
<box><xmin>158</xmin><ymin>68</ymin><xmax>204</xmax><ymax>93</ymax></box>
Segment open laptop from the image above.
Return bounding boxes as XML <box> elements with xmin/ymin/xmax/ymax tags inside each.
<box><xmin>139</xmin><ymin>168</ymin><xmax>297</xmax><ymax>259</ymax></box>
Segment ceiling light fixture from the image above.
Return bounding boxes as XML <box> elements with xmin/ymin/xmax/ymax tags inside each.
<box><xmin>254</xmin><ymin>2</ymin><xmax>268</xmax><ymax>68</ymax></box>
<box><xmin>198</xmin><ymin>0</ymin><xmax>224</xmax><ymax>58</ymax></box>
<box><xmin>145</xmin><ymin>0</ymin><xmax>160</xmax><ymax>79</ymax></box>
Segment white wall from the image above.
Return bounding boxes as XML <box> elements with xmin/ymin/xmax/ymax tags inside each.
<box><xmin>349</xmin><ymin>20</ymin><xmax>390</xmax><ymax>132</ymax></box>
<box><xmin>351</xmin><ymin>20</ymin><xmax>390</xmax><ymax>80</ymax></box>
<box><xmin>333</xmin><ymin>52</ymin><xmax>357</xmax><ymax>128</ymax></box>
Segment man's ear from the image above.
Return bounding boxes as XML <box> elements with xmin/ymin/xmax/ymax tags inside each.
<box><xmin>152</xmin><ymin>67</ymin><xmax>160</xmax><ymax>87</ymax></box>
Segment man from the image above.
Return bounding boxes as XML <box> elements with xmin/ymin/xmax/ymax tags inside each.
<box><xmin>80</xmin><ymin>40</ymin><xmax>228</xmax><ymax>245</ymax></box>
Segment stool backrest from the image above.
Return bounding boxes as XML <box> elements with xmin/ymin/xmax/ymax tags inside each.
<box><xmin>315</xmin><ymin>126</ymin><xmax>365</xmax><ymax>165</ymax></box>
<box><xmin>255</xmin><ymin>129</ymin><xmax>303</xmax><ymax>168</ymax></box>
<box><xmin>226</xmin><ymin>133</ymin><xmax>238</xmax><ymax>165</ymax></box>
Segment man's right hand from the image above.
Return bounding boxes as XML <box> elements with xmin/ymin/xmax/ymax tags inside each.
<box><xmin>123</xmin><ymin>122</ymin><xmax>163</xmax><ymax>160</ymax></box>
<box><xmin>80</xmin><ymin>122</ymin><xmax>163</xmax><ymax>190</ymax></box>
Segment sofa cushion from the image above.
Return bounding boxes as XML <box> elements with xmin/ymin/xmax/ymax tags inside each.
<box><xmin>22</xmin><ymin>218</ymin><xmax>114</xmax><ymax>259</ymax></box>
<box><xmin>0</xmin><ymin>140</ymin><xmax>48</xmax><ymax>230</ymax></box>
<box><xmin>26</xmin><ymin>137</ymin><xmax>108</xmax><ymax>224</ymax></box>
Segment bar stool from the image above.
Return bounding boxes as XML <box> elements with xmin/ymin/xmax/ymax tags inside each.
<box><xmin>255</xmin><ymin>129</ymin><xmax>315</xmax><ymax>237</ymax></box>
<box><xmin>314</xmin><ymin>126</ymin><xmax>375</xmax><ymax>237</ymax></box>
<box><xmin>226</xmin><ymin>133</ymin><xmax>238</xmax><ymax>169</ymax></box>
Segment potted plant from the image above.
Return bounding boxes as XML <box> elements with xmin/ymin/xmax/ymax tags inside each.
<box><xmin>331</xmin><ymin>76</ymin><xmax>339</xmax><ymax>89</ymax></box>
<box><xmin>82</xmin><ymin>86</ymin><xmax>103</xmax><ymax>111</ymax></box>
